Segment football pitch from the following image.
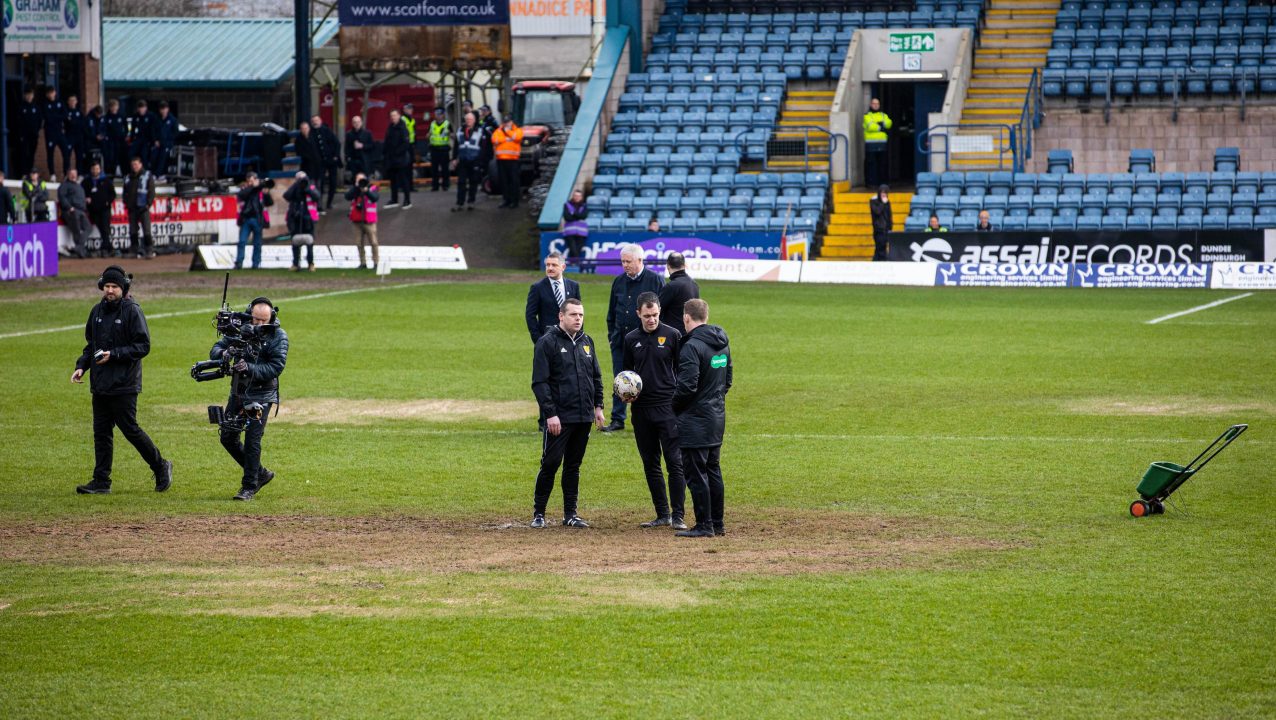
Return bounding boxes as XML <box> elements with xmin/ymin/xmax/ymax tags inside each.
<box><xmin>0</xmin><ymin>270</ymin><xmax>1272</xmax><ymax>718</ymax></box>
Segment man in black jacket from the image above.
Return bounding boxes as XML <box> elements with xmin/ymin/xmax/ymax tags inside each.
<box><xmin>71</xmin><ymin>266</ymin><xmax>172</xmax><ymax>494</ymax></box>
<box><xmin>310</xmin><ymin>114</ymin><xmax>342</xmax><ymax>210</ymax></box>
<box><xmin>603</xmin><ymin>244</ymin><xmax>664</xmax><ymax>432</ymax></box>
<box><xmin>869</xmin><ymin>184</ymin><xmax>892</xmax><ymax>262</ymax></box>
<box><xmin>17</xmin><ymin>87</ymin><xmax>43</xmax><ymax>176</ymax></box>
<box><xmin>83</xmin><ymin>161</ymin><xmax>117</xmax><ymax>257</ymax></box>
<box><xmin>525</xmin><ymin>252</ymin><xmax>581</xmax><ymax>343</ymax></box>
<box><xmin>234</xmin><ymin>172</ymin><xmax>273</xmax><ymax>269</ymax></box>
<box><xmin>122</xmin><ymin>157</ymin><xmax>155</xmax><ymax>258</ymax></box>
<box><xmin>673</xmin><ymin>299</ymin><xmax>732</xmax><ymax>538</ymax></box>
<box><xmin>43</xmin><ymin>86</ymin><xmax>70</xmax><ymax>178</ymax></box>
<box><xmin>530</xmin><ymin>298</ymin><xmax>606</xmax><ymax>528</ymax></box>
<box><xmin>211</xmin><ymin>298</ymin><xmax>289</xmax><ymax>501</ymax></box>
<box><xmin>382</xmin><ymin>109</ymin><xmax>413</xmax><ymax>209</ymax></box>
<box><xmin>344</xmin><ymin>114</ymin><xmax>373</xmax><ymax>180</ymax></box>
<box><xmin>0</xmin><ymin>171</ymin><xmax>18</xmax><ymax>225</ymax></box>
<box><xmin>622</xmin><ymin>292</ymin><xmax>687</xmax><ymax>530</ymax></box>
<box><xmin>657</xmin><ymin>252</ymin><xmax>700</xmax><ymax>334</ymax></box>
<box><xmin>104</xmin><ymin>99</ymin><xmax>128</xmax><ymax>176</ymax></box>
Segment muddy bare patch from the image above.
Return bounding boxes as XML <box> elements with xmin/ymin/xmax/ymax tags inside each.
<box><xmin>0</xmin><ymin>511</ymin><xmax>1014</xmax><ymax>577</ymax></box>
<box><xmin>272</xmin><ymin>398</ymin><xmax>537</xmax><ymax>424</ymax></box>
<box><xmin>1062</xmin><ymin>396</ymin><xmax>1276</xmax><ymax>417</ymax></box>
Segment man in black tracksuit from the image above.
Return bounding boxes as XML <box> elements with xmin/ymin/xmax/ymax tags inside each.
<box><xmin>622</xmin><ymin>292</ymin><xmax>687</xmax><ymax>530</ymax></box>
<box><xmin>211</xmin><ymin>298</ymin><xmax>289</xmax><ymax>501</ymax></box>
<box><xmin>657</xmin><ymin>252</ymin><xmax>700</xmax><ymax>334</ymax></box>
<box><xmin>673</xmin><ymin>298</ymin><xmax>732</xmax><ymax>538</ymax></box>
<box><xmin>71</xmin><ymin>265</ymin><xmax>173</xmax><ymax>495</ymax></box>
<box><xmin>530</xmin><ymin>297</ymin><xmax>606</xmax><ymax>529</ymax></box>
<box><xmin>603</xmin><ymin>244</ymin><xmax>664</xmax><ymax>432</ymax></box>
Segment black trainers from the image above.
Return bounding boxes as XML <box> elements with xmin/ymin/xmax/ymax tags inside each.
<box><xmin>530</xmin><ymin>514</ymin><xmax>547</xmax><ymax>529</ymax></box>
<box><xmin>562</xmin><ymin>515</ymin><xmax>591</xmax><ymax>528</ymax></box>
<box><xmin>601</xmin><ymin>421</ymin><xmax>625</xmax><ymax>433</ymax></box>
<box><xmin>675</xmin><ymin>525</ymin><xmax>715</xmax><ymax>538</ymax></box>
<box><xmin>76</xmin><ymin>482</ymin><xmax>111</xmax><ymax>495</ymax></box>
<box><xmin>154</xmin><ymin>459</ymin><xmax>173</xmax><ymax>492</ymax></box>
<box><xmin>640</xmin><ymin>516</ymin><xmax>672</xmax><ymax>528</ymax></box>
<box><xmin>713</xmin><ymin>525</ymin><xmax>726</xmax><ymax>536</ymax></box>
<box><xmin>232</xmin><ymin>486</ymin><xmax>256</xmax><ymax>501</ymax></box>
<box><xmin>256</xmin><ymin>468</ymin><xmax>275</xmax><ymax>493</ymax></box>
<box><xmin>671</xmin><ymin>517</ymin><xmax>689</xmax><ymax>531</ymax></box>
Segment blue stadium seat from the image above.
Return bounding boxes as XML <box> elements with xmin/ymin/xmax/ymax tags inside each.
<box><xmin>1046</xmin><ymin>150</ymin><xmax>1074</xmax><ymax>174</ymax></box>
<box><xmin>1214</xmin><ymin>147</ymin><xmax>1241</xmax><ymax>172</ymax></box>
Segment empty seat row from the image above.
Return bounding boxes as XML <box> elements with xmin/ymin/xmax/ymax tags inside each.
<box><xmin>644</xmin><ymin>56</ymin><xmax>848</xmax><ymax>80</ymax></box>
<box><xmin>913</xmin><ymin>191</ymin><xmax>1276</xmax><ymax>215</ymax></box>
<box><xmin>611</xmin><ymin>110</ymin><xmax>777</xmax><ymax>130</ymax></box>
<box><xmin>1042</xmin><ymin>65</ymin><xmax>1276</xmax><ymax>98</ymax></box>
<box><xmin>1054</xmin><ymin>24</ymin><xmax>1276</xmax><ymax>50</ymax></box>
<box><xmin>592</xmin><ymin>215</ymin><xmax>819</xmax><ymax>234</ymax></box>
<box><xmin>617</xmin><ymin>93</ymin><xmax>782</xmax><ymax>114</ymax></box>
<box><xmin>664</xmin><ymin>5</ymin><xmax>966</xmax><ymax>33</ymax></box>
<box><xmin>596</xmin><ymin>152</ymin><xmax>744</xmax><ymax>176</ymax></box>
<box><xmin>1047</xmin><ymin>45</ymin><xmax>1276</xmax><ymax>69</ymax></box>
<box><xmin>919</xmin><ymin>170</ymin><xmax>1272</xmax><ymax>194</ymax></box>
<box><xmin>593</xmin><ymin>172</ymin><xmax>829</xmax><ymax>193</ymax></box>
<box><xmin>594</xmin><ymin>194</ymin><xmax>826</xmax><ymax>214</ymax></box>
<box><xmin>905</xmin><ymin>212</ymin><xmax>1274</xmax><ymax>231</ymax></box>
<box><xmin>626</xmin><ymin>70</ymin><xmax>787</xmax><ymax>91</ymax></box>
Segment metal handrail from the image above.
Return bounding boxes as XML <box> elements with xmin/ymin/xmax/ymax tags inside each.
<box><xmin>731</xmin><ymin>125</ymin><xmax>850</xmax><ymax>179</ymax></box>
<box><xmin>917</xmin><ymin>123</ymin><xmax>1016</xmax><ymax>172</ymax></box>
<box><xmin>1016</xmin><ymin>68</ymin><xmax>1042</xmax><ymax>167</ymax></box>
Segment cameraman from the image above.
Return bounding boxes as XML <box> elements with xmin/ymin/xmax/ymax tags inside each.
<box><xmin>284</xmin><ymin>171</ymin><xmax>320</xmax><ymax>272</ymax></box>
<box><xmin>71</xmin><ymin>265</ymin><xmax>173</xmax><ymax>495</ymax></box>
<box><xmin>211</xmin><ymin>297</ymin><xmax>288</xmax><ymax>501</ymax></box>
<box><xmin>235</xmin><ymin>172</ymin><xmax>273</xmax><ymax>270</ymax></box>
<box><xmin>345</xmin><ymin>173</ymin><xmax>379</xmax><ymax>269</ymax></box>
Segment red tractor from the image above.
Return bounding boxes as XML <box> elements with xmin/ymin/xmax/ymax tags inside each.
<box><xmin>489</xmin><ymin>81</ymin><xmax>580</xmax><ymax>191</ymax></box>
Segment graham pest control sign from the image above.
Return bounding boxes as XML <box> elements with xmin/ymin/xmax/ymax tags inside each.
<box><xmin>889</xmin><ymin>32</ymin><xmax>935</xmax><ymax>52</ymax></box>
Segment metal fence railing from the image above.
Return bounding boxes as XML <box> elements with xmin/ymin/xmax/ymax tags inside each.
<box><xmin>918</xmin><ymin>72</ymin><xmax>1043</xmax><ymax>173</ymax></box>
<box><xmin>732</xmin><ymin>125</ymin><xmax>850</xmax><ymax>178</ymax></box>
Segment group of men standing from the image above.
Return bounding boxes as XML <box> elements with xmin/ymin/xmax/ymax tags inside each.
<box><xmin>15</xmin><ymin>87</ymin><xmax>179</xmax><ymax>179</ymax></box>
<box><xmin>527</xmin><ymin>246</ymin><xmax>730</xmax><ymax>537</ymax></box>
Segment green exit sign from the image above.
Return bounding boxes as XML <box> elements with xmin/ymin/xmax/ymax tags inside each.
<box><xmin>889</xmin><ymin>32</ymin><xmax>936</xmax><ymax>52</ymax></box>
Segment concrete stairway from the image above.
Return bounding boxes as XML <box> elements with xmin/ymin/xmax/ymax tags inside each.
<box><xmin>770</xmin><ymin>87</ymin><xmax>835</xmax><ymax>171</ymax></box>
<box><xmin>818</xmin><ymin>182</ymin><xmax>911</xmax><ymax>260</ymax></box>
<box><xmin>952</xmin><ymin>0</ymin><xmax>1060</xmax><ymax>170</ymax></box>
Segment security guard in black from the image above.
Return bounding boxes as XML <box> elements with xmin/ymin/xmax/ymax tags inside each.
<box><xmin>622</xmin><ymin>293</ymin><xmax>686</xmax><ymax>527</ymax></box>
<box><xmin>530</xmin><ymin>298</ymin><xmax>605</xmax><ymax>525</ymax></box>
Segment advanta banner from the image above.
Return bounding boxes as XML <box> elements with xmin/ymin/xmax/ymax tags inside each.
<box><xmin>339</xmin><ymin>0</ymin><xmax>511</xmax><ymax>26</ymax></box>
<box><xmin>1</xmin><ymin>222</ymin><xmax>58</xmax><ymax>281</ymax></box>
<box><xmin>891</xmin><ymin>230</ymin><xmax>1269</xmax><ymax>264</ymax></box>
<box><xmin>539</xmin><ymin>232</ymin><xmax>781</xmax><ymax>272</ymax></box>
<box><xmin>192</xmin><ymin>245</ymin><xmax>468</xmax><ymax>271</ymax></box>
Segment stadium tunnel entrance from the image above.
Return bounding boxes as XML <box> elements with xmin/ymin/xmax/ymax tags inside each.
<box><xmin>868</xmin><ymin>80</ymin><xmax>947</xmax><ymax>187</ymax></box>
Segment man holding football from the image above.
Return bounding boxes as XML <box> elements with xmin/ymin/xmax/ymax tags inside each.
<box><xmin>621</xmin><ymin>292</ymin><xmax>687</xmax><ymax>530</ymax></box>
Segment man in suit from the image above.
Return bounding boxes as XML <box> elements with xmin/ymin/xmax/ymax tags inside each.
<box><xmin>525</xmin><ymin>251</ymin><xmax>580</xmax><ymax>343</ymax></box>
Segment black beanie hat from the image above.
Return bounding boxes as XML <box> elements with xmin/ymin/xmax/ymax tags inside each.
<box><xmin>98</xmin><ymin>265</ymin><xmax>131</xmax><ymax>294</ymax></box>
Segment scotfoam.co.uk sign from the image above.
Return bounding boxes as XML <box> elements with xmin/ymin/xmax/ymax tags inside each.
<box><xmin>339</xmin><ymin>0</ymin><xmax>511</xmax><ymax>26</ymax></box>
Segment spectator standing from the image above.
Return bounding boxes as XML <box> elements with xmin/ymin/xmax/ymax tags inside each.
<box><xmin>284</xmin><ymin>171</ymin><xmax>320</xmax><ymax>272</ymax></box>
<box><xmin>658</xmin><ymin>252</ymin><xmax>700</xmax><ymax>334</ymax></box>
<box><xmin>478</xmin><ymin>105</ymin><xmax>499</xmax><ymax>133</ymax></box>
<box><xmin>310</xmin><ymin>114</ymin><xmax>342</xmax><ymax>211</ymax></box>
<box><xmin>560</xmin><ymin>188</ymin><xmax>589</xmax><ymax>264</ymax></box>
<box><xmin>0</xmin><ymin>171</ymin><xmax>17</xmax><ymax>225</ymax></box>
<box><xmin>525</xmin><ymin>252</ymin><xmax>581</xmax><ymax>343</ymax></box>
<box><xmin>64</xmin><ymin>95</ymin><xmax>86</xmax><ymax>175</ymax></box>
<box><xmin>345</xmin><ymin>173</ymin><xmax>380</xmax><ymax>269</ymax></box>
<box><xmin>43</xmin><ymin>87</ymin><xmax>70</xmax><ymax>178</ymax></box>
<box><xmin>128</xmin><ymin>100</ymin><xmax>155</xmax><ymax>171</ymax></box>
<box><xmin>17</xmin><ymin>87</ymin><xmax>43</xmax><ymax>175</ymax></box>
<box><xmin>450</xmin><ymin>111</ymin><xmax>488</xmax><ymax>212</ymax></box>
<box><xmin>234</xmin><ymin>172</ymin><xmax>273</xmax><ymax>270</ymax></box>
<box><xmin>122</xmin><ymin>157</ymin><xmax>156</xmax><ymax>258</ymax></box>
<box><xmin>382</xmin><ymin>109</ymin><xmax>413</xmax><ymax>209</ymax></box>
<box><xmin>58</xmin><ymin>168</ymin><xmax>91</xmax><ymax>259</ymax></box>
<box><xmin>293</xmin><ymin>121</ymin><xmax>322</xmax><ymax>184</ymax></box>
<box><xmin>862</xmin><ymin>97</ymin><xmax>891</xmax><ymax>188</ymax></box>
<box><xmin>23</xmin><ymin>170</ymin><xmax>50</xmax><ymax>222</ymax></box>
<box><xmin>344</xmin><ymin>115</ymin><xmax>372</xmax><ymax>180</ymax></box>
<box><xmin>151</xmin><ymin>102</ymin><xmax>179</xmax><ymax>179</ymax></box>
<box><xmin>83</xmin><ymin>161</ymin><xmax>117</xmax><ymax>257</ymax></box>
<box><xmin>492</xmin><ymin>117</ymin><xmax>523</xmax><ymax>209</ymax></box>
<box><xmin>85</xmin><ymin>106</ymin><xmax>107</xmax><ymax>174</ymax></box>
<box><xmin>603</xmin><ymin>244</ymin><xmax>665</xmax><ymax>432</ymax></box>
<box><xmin>104</xmin><ymin>99</ymin><xmax>128</xmax><ymax>176</ymax></box>
<box><xmin>976</xmin><ymin>210</ymin><xmax>994</xmax><ymax>231</ymax></box>
<box><xmin>869</xmin><ymin>184</ymin><xmax>892</xmax><ymax>262</ymax></box>
<box><xmin>428</xmin><ymin>107</ymin><xmax>452</xmax><ymax>192</ymax></box>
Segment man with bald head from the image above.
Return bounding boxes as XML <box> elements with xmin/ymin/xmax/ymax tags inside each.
<box><xmin>603</xmin><ymin>244</ymin><xmax>664</xmax><ymax>432</ymax></box>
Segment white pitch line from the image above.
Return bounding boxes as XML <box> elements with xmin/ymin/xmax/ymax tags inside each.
<box><xmin>1146</xmin><ymin>293</ymin><xmax>1253</xmax><ymax>325</ymax></box>
<box><xmin>0</xmin><ymin>281</ymin><xmax>428</xmax><ymax>341</ymax></box>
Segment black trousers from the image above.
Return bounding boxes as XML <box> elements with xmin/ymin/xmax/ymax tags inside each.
<box><xmin>682</xmin><ymin>446</ymin><xmax>724</xmax><ymax>530</ymax></box>
<box><xmin>865</xmin><ymin>143</ymin><xmax>886</xmax><ymax>188</ymax></box>
<box><xmin>533</xmin><ymin>422</ymin><xmax>591</xmax><ymax>516</ymax></box>
<box><xmin>873</xmin><ymin>230</ymin><xmax>889</xmax><ymax>261</ymax></box>
<box><xmin>46</xmin><ymin>136</ymin><xmax>71</xmax><ymax>176</ymax></box>
<box><xmin>497</xmin><ymin>159</ymin><xmax>520</xmax><ymax>207</ymax></box>
<box><xmin>127</xmin><ymin>208</ymin><xmax>153</xmax><ymax>256</ymax></box>
<box><xmin>92</xmin><ymin>393</ymin><xmax>164</xmax><ymax>485</ymax></box>
<box><xmin>320</xmin><ymin>163</ymin><xmax>340</xmax><ymax>209</ymax></box>
<box><xmin>220</xmin><ymin>394</ymin><xmax>273</xmax><ymax>489</ymax></box>
<box><xmin>389</xmin><ymin>166</ymin><xmax>412</xmax><ymax>204</ymax></box>
<box><xmin>455</xmin><ymin>160</ymin><xmax>482</xmax><ymax>206</ymax></box>
<box><xmin>632</xmin><ymin>405</ymin><xmax>685</xmax><ymax>519</ymax></box>
<box><xmin>17</xmin><ymin>137</ymin><xmax>39</xmax><ymax>175</ymax></box>
<box><xmin>430</xmin><ymin>147</ymin><xmax>450</xmax><ymax>190</ymax></box>
<box><xmin>91</xmin><ymin>209</ymin><xmax>113</xmax><ymax>255</ymax></box>
<box><xmin>564</xmin><ymin>234</ymin><xmax>586</xmax><ymax>266</ymax></box>
<box><xmin>608</xmin><ymin>339</ymin><xmax>629</xmax><ymax>425</ymax></box>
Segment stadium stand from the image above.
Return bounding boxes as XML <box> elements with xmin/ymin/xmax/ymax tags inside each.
<box><xmin>903</xmin><ymin>146</ymin><xmax>1276</xmax><ymax>230</ymax></box>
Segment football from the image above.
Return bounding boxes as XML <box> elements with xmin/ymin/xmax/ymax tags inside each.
<box><xmin>613</xmin><ymin>370</ymin><xmax>643</xmax><ymax>402</ymax></box>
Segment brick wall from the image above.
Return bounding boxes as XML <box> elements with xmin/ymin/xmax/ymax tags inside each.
<box><xmin>1029</xmin><ymin>104</ymin><xmax>1276</xmax><ymax>174</ymax></box>
<box><xmin>110</xmin><ymin>86</ymin><xmax>293</xmax><ymax>128</ymax></box>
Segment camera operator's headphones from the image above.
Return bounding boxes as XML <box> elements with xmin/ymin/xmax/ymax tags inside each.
<box><xmin>247</xmin><ymin>296</ymin><xmax>278</xmax><ymax>324</ymax></box>
<box><xmin>97</xmin><ymin>265</ymin><xmax>132</xmax><ymax>294</ymax></box>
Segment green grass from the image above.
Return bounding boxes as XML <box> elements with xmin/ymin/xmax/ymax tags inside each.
<box><xmin>1</xmin><ymin>272</ymin><xmax>1273</xmax><ymax>718</ymax></box>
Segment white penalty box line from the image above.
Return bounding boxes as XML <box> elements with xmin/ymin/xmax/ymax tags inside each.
<box><xmin>1146</xmin><ymin>293</ymin><xmax>1254</xmax><ymax>325</ymax></box>
<box><xmin>0</xmin><ymin>281</ymin><xmax>429</xmax><ymax>341</ymax></box>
